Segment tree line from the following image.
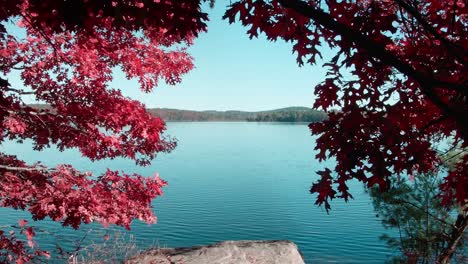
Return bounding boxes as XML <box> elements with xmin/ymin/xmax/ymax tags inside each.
<box><xmin>149</xmin><ymin>107</ymin><xmax>327</xmax><ymax>122</ymax></box>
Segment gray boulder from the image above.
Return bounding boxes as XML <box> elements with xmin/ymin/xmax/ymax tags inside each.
<box><xmin>125</xmin><ymin>240</ymin><xmax>305</xmax><ymax>264</ymax></box>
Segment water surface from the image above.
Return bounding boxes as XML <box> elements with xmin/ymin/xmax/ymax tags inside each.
<box><xmin>1</xmin><ymin>122</ymin><xmax>394</xmax><ymax>263</ymax></box>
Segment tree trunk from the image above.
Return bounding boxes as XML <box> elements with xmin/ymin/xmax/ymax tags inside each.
<box><xmin>438</xmin><ymin>213</ymin><xmax>467</xmax><ymax>264</ymax></box>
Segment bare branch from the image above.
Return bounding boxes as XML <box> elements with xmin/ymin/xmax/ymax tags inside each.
<box><xmin>0</xmin><ymin>164</ymin><xmax>48</xmax><ymax>173</ymax></box>
<box><xmin>3</xmin><ymin>87</ymin><xmax>35</xmax><ymax>95</ymax></box>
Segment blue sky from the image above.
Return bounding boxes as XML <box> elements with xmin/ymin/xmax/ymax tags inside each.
<box><xmin>7</xmin><ymin>1</ymin><xmax>333</xmax><ymax>111</ymax></box>
<box><xmin>114</xmin><ymin>1</ymin><xmax>333</xmax><ymax>111</ymax></box>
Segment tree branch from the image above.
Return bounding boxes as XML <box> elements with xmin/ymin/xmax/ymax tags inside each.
<box><xmin>277</xmin><ymin>0</ymin><xmax>467</xmax><ymax>138</ymax></box>
<box><xmin>0</xmin><ymin>164</ymin><xmax>49</xmax><ymax>173</ymax></box>
<box><xmin>277</xmin><ymin>0</ymin><xmax>464</xmax><ymax>92</ymax></box>
<box><xmin>420</xmin><ymin>116</ymin><xmax>447</xmax><ymax>134</ymax></box>
<box><xmin>3</xmin><ymin>87</ymin><xmax>35</xmax><ymax>95</ymax></box>
<box><xmin>438</xmin><ymin>212</ymin><xmax>468</xmax><ymax>263</ymax></box>
<box><xmin>392</xmin><ymin>198</ymin><xmax>454</xmax><ymax>228</ymax></box>
<box><xmin>393</xmin><ymin>0</ymin><xmax>465</xmax><ymax>57</ymax></box>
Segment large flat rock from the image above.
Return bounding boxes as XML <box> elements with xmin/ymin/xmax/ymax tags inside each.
<box><xmin>125</xmin><ymin>240</ymin><xmax>305</xmax><ymax>264</ymax></box>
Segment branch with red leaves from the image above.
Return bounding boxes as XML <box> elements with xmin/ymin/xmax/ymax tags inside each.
<box><xmin>0</xmin><ymin>154</ymin><xmax>167</xmax><ymax>230</ymax></box>
<box><xmin>1</xmin><ymin>0</ymin><xmax>210</xmax><ymax>261</ymax></box>
<box><xmin>0</xmin><ymin>219</ymin><xmax>50</xmax><ymax>264</ymax></box>
<box><xmin>225</xmin><ymin>0</ymin><xmax>467</xmax><ymax>213</ymax></box>
<box><xmin>274</xmin><ymin>0</ymin><xmax>466</xmax><ymax>132</ymax></box>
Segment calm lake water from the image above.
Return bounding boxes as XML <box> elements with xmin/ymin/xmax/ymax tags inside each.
<box><xmin>1</xmin><ymin>122</ymin><xmax>395</xmax><ymax>263</ymax></box>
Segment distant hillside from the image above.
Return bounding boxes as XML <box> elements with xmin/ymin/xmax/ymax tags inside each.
<box><xmin>26</xmin><ymin>104</ymin><xmax>327</xmax><ymax>122</ymax></box>
<box><xmin>148</xmin><ymin>107</ymin><xmax>327</xmax><ymax>122</ymax></box>
<box><xmin>147</xmin><ymin>108</ymin><xmax>251</xmax><ymax>121</ymax></box>
<box><xmin>245</xmin><ymin>107</ymin><xmax>327</xmax><ymax>122</ymax></box>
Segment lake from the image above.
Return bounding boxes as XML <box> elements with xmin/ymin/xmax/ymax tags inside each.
<box><xmin>0</xmin><ymin>122</ymin><xmax>395</xmax><ymax>263</ymax></box>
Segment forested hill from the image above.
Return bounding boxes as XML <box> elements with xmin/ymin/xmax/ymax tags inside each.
<box><xmin>148</xmin><ymin>107</ymin><xmax>327</xmax><ymax>122</ymax></box>
<box><xmin>27</xmin><ymin>104</ymin><xmax>327</xmax><ymax>122</ymax></box>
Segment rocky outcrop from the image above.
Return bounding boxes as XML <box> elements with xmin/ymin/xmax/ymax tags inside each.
<box><xmin>125</xmin><ymin>240</ymin><xmax>305</xmax><ymax>264</ymax></box>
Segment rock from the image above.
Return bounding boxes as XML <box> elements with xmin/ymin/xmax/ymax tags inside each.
<box><xmin>125</xmin><ymin>240</ymin><xmax>305</xmax><ymax>264</ymax></box>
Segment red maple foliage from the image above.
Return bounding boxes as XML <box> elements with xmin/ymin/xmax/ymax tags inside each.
<box><xmin>225</xmin><ymin>0</ymin><xmax>468</xmax><ymax>210</ymax></box>
<box><xmin>225</xmin><ymin>0</ymin><xmax>466</xmax><ymax>261</ymax></box>
<box><xmin>226</xmin><ymin>0</ymin><xmax>466</xmax><ymax>209</ymax></box>
<box><xmin>1</xmin><ymin>0</ymin><xmax>207</xmax><ymax>261</ymax></box>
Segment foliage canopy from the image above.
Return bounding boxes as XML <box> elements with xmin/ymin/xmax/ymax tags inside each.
<box><xmin>225</xmin><ymin>0</ymin><xmax>467</xmax><ymax>210</ymax></box>
<box><xmin>1</xmin><ymin>0</ymin><xmax>208</xmax><ymax>261</ymax></box>
<box><xmin>0</xmin><ymin>0</ymin><xmax>467</xmax><ymax>262</ymax></box>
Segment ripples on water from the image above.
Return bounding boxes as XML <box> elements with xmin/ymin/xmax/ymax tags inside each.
<box><xmin>1</xmin><ymin>122</ymin><xmax>396</xmax><ymax>263</ymax></box>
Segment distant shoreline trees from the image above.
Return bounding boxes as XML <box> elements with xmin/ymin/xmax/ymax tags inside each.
<box><xmin>27</xmin><ymin>104</ymin><xmax>328</xmax><ymax>122</ymax></box>
<box><xmin>246</xmin><ymin>109</ymin><xmax>327</xmax><ymax>122</ymax></box>
<box><xmin>150</xmin><ymin>107</ymin><xmax>327</xmax><ymax>122</ymax></box>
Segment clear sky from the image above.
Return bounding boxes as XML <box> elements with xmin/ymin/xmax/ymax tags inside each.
<box><xmin>113</xmin><ymin>1</ymin><xmax>333</xmax><ymax>111</ymax></box>
<box><xmin>7</xmin><ymin>1</ymin><xmax>333</xmax><ymax>111</ymax></box>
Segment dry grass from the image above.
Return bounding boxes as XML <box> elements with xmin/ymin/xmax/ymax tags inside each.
<box><xmin>67</xmin><ymin>230</ymin><xmax>143</xmax><ymax>264</ymax></box>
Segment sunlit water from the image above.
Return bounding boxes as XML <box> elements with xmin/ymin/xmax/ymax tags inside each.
<box><xmin>1</xmin><ymin>122</ymin><xmax>396</xmax><ymax>263</ymax></box>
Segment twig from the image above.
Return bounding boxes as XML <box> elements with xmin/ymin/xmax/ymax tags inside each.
<box><xmin>0</xmin><ymin>164</ymin><xmax>49</xmax><ymax>172</ymax></box>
